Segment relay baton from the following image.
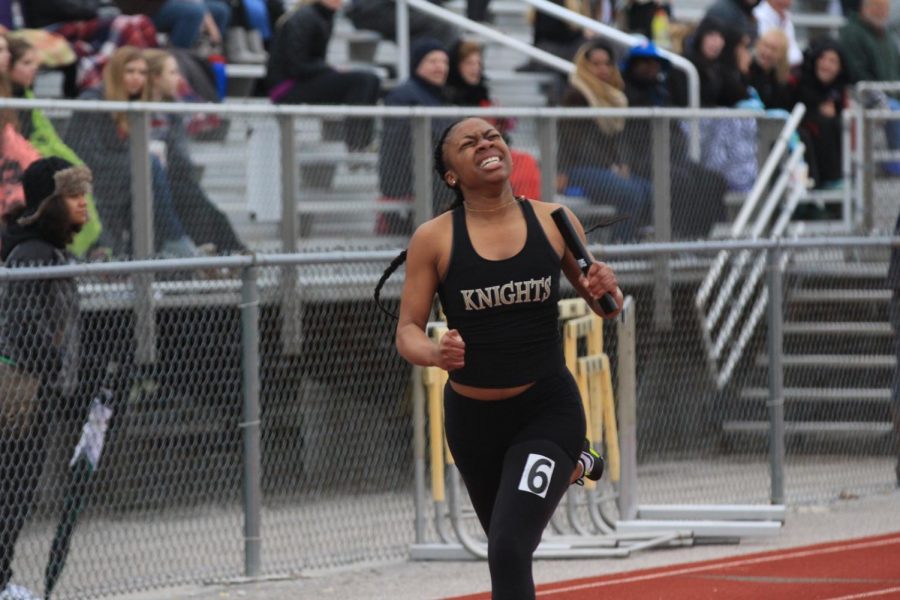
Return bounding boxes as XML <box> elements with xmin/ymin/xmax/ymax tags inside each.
<box><xmin>551</xmin><ymin>207</ymin><xmax>618</xmax><ymax>315</ymax></box>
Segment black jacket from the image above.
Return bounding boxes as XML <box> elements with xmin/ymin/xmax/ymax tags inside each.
<box><xmin>266</xmin><ymin>3</ymin><xmax>336</xmax><ymax>89</ymax></box>
<box><xmin>379</xmin><ymin>76</ymin><xmax>452</xmax><ymax>201</ymax></box>
<box><xmin>557</xmin><ymin>85</ymin><xmax>621</xmax><ymax>173</ymax></box>
<box><xmin>0</xmin><ymin>222</ymin><xmax>79</xmax><ymax>393</ymax></box>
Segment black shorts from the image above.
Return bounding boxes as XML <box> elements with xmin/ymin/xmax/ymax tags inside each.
<box><xmin>443</xmin><ymin>368</ymin><xmax>586</xmax><ymax>468</ymax></box>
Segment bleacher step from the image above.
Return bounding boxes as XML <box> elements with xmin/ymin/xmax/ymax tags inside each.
<box><xmin>753</xmin><ymin>354</ymin><xmax>896</xmax><ymax>369</ymax></box>
<box><xmin>722</xmin><ymin>421</ymin><xmax>892</xmax><ymax>434</ymax></box>
<box><xmin>790</xmin><ymin>289</ymin><xmax>891</xmax><ymax>303</ymax></box>
<box><xmin>783</xmin><ymin>322</ymin><xmax>893</xmax><ymax>336</ymax></box>
<box><xmin>738</xmin><ymin>387</ymin><xmax>891</xmax><ymax>402</ymax></box>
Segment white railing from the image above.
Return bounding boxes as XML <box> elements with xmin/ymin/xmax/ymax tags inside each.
<box><xmin>695</xmin><ymin>104</ymin><xmax>808</xmax><ymax>389</ymax></box>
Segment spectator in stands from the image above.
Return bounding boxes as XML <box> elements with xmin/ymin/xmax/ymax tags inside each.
<box><xmin>0</xmin><ymin>158</ymin><xmax>89</xmax><ymax>600</ymax></box>
<box><xmin>267</xmin><ymin>0</ymin><xmax>380</xmax><ymax>152</ymax></box>
<box><xmin>753</xmin><ymin>0</ymin><xmax>803</xmax><ymax>67</ymax></box>
<box><xmin>791</xmin><ymin>37</ymin><xmax>852</xmax><ymax>190</ymax></box>
<box><xmin>698</xmin><ymin>29</ymin><xmax>759</xmax><ymax>193</ymax></box>
<box><xmin>620</xmin><ymin>41</ymin><xmax>727</xmax><ymax>239</ymax></box>
<box><xmin>378</xmin><ymin>38</ymin><xmax>454</xmax><ymax>234</ymax></box>
<box><xmin>144</xmin><ymin>49</ymin><xmax>245</xmax><ymax>253</ymax></box>
<box><xmin>445</xmin><ymin>39</ymin><xmax>541</xmax><ymax>200</ymax></box>
<box><xmin>6</xmin><ymin>37</ymin><xmax>104</xmax><ymax>256</ymax></box>
<box><xmin>345</xmin><ymin>0</ymin><xmax>456</xmax><ymax>46</ymax></box>
<box><xmin>521</xmin><ymin>0</ymin><xmax>619</xmax><ymax>100</ymax></box>
<box><xmin>114</xmin><ymin>0</ymin><xmax>231</xmax><ymax>50</ymax></box>
<box><xmin>26</xmin><ymin>4</ymin><xmax>159</xmax><ymax>94</ymax></box>
<box><xmin>749</xmin><ymin>28</ymin><xmax>793</xmax><ymax>110</ymax></box>
<box><xmin>703</xmin><ymin>0</ymin><xmax>760</xmax><ymax>42</ymax></box>
<box><xmin>65</xmin><ymin>46</ymin><xmax>199</xmax><ymax>257</ymax></box>
<box><xmin>558</xmin><ymin>40</ymin><xmax>651</xmax><ymax>241</ymax></box>
<box><xmin>839</xmin><ymin>0</ymin><xmax>900</xmax><ymax>175</ymax></box>
<box><xmin>684</xmin><ymin>16</ymin><xmax>731</xmax><ymax>107</ymax></box>
<box><xmin>0</xmin><ymin>62</ymin><xmax>40</xmax><ymax>216</ymax></box>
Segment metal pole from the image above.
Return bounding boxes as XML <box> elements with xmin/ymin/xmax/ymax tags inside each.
<box><xmin>241</xmin><ymin>265</ymin><xmax>262</xmax><ymax>577</ymax></box>
<box><xmin>616</xmin><ymin>296</ymin><xmax>638</xmax><ymax>520</ymax></box>
<box><xmin>652</xmin><ymin>116</ymin><xmax>672</xmax><ymax>331</ymax></box>
<box><xmin>279</xmin><ymin>115</ymin><xmax>297</xmax><ymax>249</ymax></box>
<box><xmin>127</xmin><ymin>111</ymin><xmax>157</xmax><ymax>365</ymax></box>
<box><xmin>766</xmin><ymin>247</ymin><xmax>785</xmax><ymax>505</ymax></box>
<box><xmin>278</xmin><ymin>115</ymin><xmax>303</xmax><ymax>354</ymax></box>
<box><xmin>397</xmin><ymin>0</ymin><xmax>410</xmax><ymax>81</ymax></box>
<box><xmin>411</xmin><ymin>365</ymin><xmax>426</xmax><ymax>543</ymax></box>
<box><xmin>860</xmin><ymin>110</ymin><xmax>874</xmax><ymax>233</ymax></box>
<box><xmin>413</xmin><ymin>115</ymin><xmax>433</xmax><ymax>227</ymax></box>
<box><xmin>538</xmin><ymin>116</ymin><xmax>557</xmax><ymax>203</ymax></box>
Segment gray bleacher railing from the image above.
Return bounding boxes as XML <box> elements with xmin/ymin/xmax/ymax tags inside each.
<box><xmin>1</xmin><ymin>235</ymin><xmax>897</xmax><ymax>598</ymax></box>
<box><xmin>0</xmin><ymin>97</ymin><xmax>789</xmax><ymax>252</ymax></box>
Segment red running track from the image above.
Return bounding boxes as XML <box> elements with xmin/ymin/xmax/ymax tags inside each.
<box><xmin>448</xmin><ymin>531</ymin><xmax>900</xmax><ymax>600</ymax></box>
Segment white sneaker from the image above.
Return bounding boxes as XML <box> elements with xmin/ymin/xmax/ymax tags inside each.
<box><xmin>0</xmin><ymin>583</ymin><xmax>40</xmax><ymax>600</ymax></box>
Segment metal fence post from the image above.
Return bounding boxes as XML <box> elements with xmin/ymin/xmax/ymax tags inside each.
<box><xmin>413</xmin><ymin>115</ymin><xmax>433</xmax><ymax>227</ymax></box>
<box><xmin>396</xmin><ymin>0</ymin><xmax>410</xmax><ymax>81</ymax></box>
<box><xmin>616</xmin><ymin>296</ymin><xmax>638</xmax><ymax>520</ymax></box>
<box><xmin>278</xmin><ymin>115</ymin><xmax>305</xmax><ymax>354</ymax></box>
<box><xmin>279</xmin><ymin>115</ymin><xmax>297</xmax><ymax>251</ymax></box>
<box><xmin>411</xmin><ymin>365</ymin><xmax>426</xmax><ymax>544</ymax></box>
<box><xmin>860</xmin><ymin>109</ymin><xmax>873</xmax><ymax>233</ymax></box>
<box><xmin>538</xmin><ymin>116</ymin><xmax>557</xmax><ymax>203</ymax></box>
<box><xmin>127</xmin><ymin>111</ymin><xmax>157</xmax><ymax>365</ymax></box>
<box><xmin>652</xmin><ymin>116</ymin><xmax>672</xmax><ymax>331</ymax></box>
<box><xmin>241</xmin><ymin>265</ymin><xmax>262</xmax><ymax>577</ymax></box>
<box><xmin>766</xmin><ymin>247</ymin><xmax>785</xmax><ymax>505</ymax></box>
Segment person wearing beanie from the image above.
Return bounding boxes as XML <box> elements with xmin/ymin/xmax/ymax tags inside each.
<box><xmin>377</xmin><ymin>39</ymin><xmax>454</xmax><ymax>234</ymax></box>
<box><xmin>0</xmin><ymin>157</ymin><xmax>88</xmax><ymax>600</ymax></box>
<box><xmin>266</xmin><ymin>0</ymin><xmax>381</xmax><ymax>151</ymax></box>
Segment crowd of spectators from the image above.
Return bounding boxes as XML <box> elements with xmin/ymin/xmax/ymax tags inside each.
<box><xmin>0</xmin><ymin>0</ymin><xmax>895</xmax><ymax>253</ymax></box>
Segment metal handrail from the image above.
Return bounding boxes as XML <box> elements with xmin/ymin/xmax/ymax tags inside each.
<box><xmin>520</xmin><ymin>0</ymin><xmax>700</xmax><ymax>113</ymax></box>
<box><xmin>696</xmin><ymin>103</ymin><xmax>806</xmax><ymax>309</ymax></box>
<box><xmin>396</xmin><ymin>0</ymin><xmax>572</xmax><ymax>80</ymax></box>
<box><xmin>694</xmin><ymin>124</ymin><xmax>809</xmax><ymax>389</ymax></box>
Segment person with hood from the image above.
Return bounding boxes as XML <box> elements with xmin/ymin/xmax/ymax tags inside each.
<box><xmin>267</xmin><ymin>0</ymin><xmax>381</xmax><ymax>152</ymax></box>
<box><xmin>684</xmin><ymin>16</ymin><xmax>732</xmax><ymax>108</ymax></box>
<box><xmin>377</xmin><ymin>38</ymin><xmax>455</xmax><ymax>234</ymax></box>
<box><xmin>620</xmin><ymin>41</ymin><xmax>727</xmax><ymax>239</ymax></box>
<box><xmin>558</xmin><ymin>39</ymin><xmax>651</xmax><ymax>241</ymax></box>
<box><xmin>0</xmin><ymin>157</ymin><xmax>89</xmax><ymax>600</ymax></box>
<box><xmin>791</xmin><ymin>37</ymin><xmax>852</xmax><ymax>190</ymax></box>
<box><xmin>703</xmin><ymin>0</ymin><xmax>760</xmax><ymax>42</ymax></box>
<box><xmin>698</xmin><ymin>28</ymin><xmax>760</xmax><ymax>193</ymax></box>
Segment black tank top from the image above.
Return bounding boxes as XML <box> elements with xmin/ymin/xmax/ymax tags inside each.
<box><xmin>437</xmin><ymin>199</ymin><xmax>565</xmax><ymax>388</ymax></box>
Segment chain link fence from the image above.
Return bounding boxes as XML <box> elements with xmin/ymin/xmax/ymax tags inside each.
<box><xmin>0</xmin><ymin>235</ymin><xmax>896</xmax><ymax>598</ymax></box>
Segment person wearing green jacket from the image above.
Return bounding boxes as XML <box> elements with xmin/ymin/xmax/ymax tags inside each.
<box><xmin>7</xmin><ymin>36</ymin><xmax>104</xmax><ymax>257</ymax></box>
<box><xmin>839</xmin><ymin>0</ymin><xmax>900</xmax><ymax>174</ymax></box>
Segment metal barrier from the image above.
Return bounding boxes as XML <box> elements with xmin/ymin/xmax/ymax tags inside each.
<box><xmin>0</xmin><ymin>98</ymin><xmax>790</xmax><ymax>260</ymax></box>
<box><xmin>0</xmin><ymin>233</ymin><xmax>895</xmax><ymax>596</ymax></box>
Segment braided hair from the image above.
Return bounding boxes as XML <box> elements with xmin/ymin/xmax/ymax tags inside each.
<box><xmin>373</xmin><ymin>119</ymin><xmax>466</xmax><ymax>318</ymax></box>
